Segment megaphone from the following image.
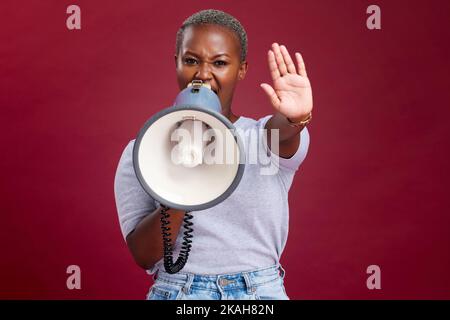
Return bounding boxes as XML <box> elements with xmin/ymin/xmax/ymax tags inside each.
<box><xmin>133</xmin><ymin>80</ymin><xmax>245</xmax><ymax>274</ymax></box>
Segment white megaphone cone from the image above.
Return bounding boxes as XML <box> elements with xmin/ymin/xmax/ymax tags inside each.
<box><xmin>132</xmin><ymin>80</ymin><xmax>245</xmax><ymax>273</ymax></box>
<box><xmin>171</xmin><ymin>119</ymin><xmax>208</xmax><ymax>168</ymax></box>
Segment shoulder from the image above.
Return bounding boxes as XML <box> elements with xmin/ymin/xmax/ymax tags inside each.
<box><xmin>234</xmin><ymin>115</ymin><xmax>272</xmax><ymax>130</ymax></box>
<box><xmin>120</xmin><ymin>139</ymin><xmax>136</xmax><ymax>162</ymax></box>
<box><xmin>115</xmin><ymin>139</ymin><xmax>137</xmax><ymax>179</ymax></box>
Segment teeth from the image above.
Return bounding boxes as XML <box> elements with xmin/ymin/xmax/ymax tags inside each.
<box><xmin>187</xmin><ymin>81</ymin><xmax>211</xmax><ymax>90</ymax></box>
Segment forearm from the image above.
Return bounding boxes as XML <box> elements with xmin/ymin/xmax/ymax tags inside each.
<box><xmin>265</xmin><ymin>112</ymin><xmax>305</xmax><ymax>158</ymax></box>
<box><xmin>266</xmin><ymin>112</ymin><xmax>305</xmax><ymax>142</ymax></box>
<box><xmin>126</xmin><ymin>206</ymin><xmax>185</xmax><ymax>270</ymax></box>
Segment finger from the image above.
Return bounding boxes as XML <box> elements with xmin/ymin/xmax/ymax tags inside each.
<box><xmin>272</xmin><ymin>43</ymin><xmax>288</xmax><ymax>76</ymax></box>
<box><xmin>295</xmin><ymin>52</ymin><xmax>307</xmax><ymax>77</ymax></box>
<box><xmin>260</xmin><ymin>83</ymin><xmax>281</xmax><ymax>110</ymax></box>
<box><xmin>268</xmin><ymin>50</ymin><xmax>280</xmax><ymax>81</ymax></box>
<box><xmin>280</xmin><ymin>45</ymin><xmax>297</xmax><ymax>74</ymax></box>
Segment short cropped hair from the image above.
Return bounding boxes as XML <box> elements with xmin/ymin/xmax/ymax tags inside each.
<box><xmin>176</xmin><ymin>9</ymin><xmax>247</xmax><ymax>61</ymax></box>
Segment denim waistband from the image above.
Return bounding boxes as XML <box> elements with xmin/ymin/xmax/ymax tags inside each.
<box><xmin>153</xmin><ymin>264</ymin><xmax>286</xmax><ymax>295</ymax></box>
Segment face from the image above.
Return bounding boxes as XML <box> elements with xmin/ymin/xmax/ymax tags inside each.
<box><xmin>175</xmin><ymin>24</ymin><xmax>248</xmax><ymax>115</ymax></box>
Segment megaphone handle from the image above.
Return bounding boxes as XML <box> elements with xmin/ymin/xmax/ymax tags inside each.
<box><xmin>160</xmin><ymin>205</ymin><xmax>194</xmax><ymax>274</ymax></box>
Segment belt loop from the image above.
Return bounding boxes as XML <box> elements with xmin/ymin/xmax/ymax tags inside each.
<box><xmin>182</xmin><ymin>273</ymin><xmax>194</xmax><ymax>295</ymax></box>
<box><xmin>278</xmin><ymin>264</ymin><xmax>286</xmax><ymax>280</ymax></box>
<box><xmin>242</xmin><ymin>272</ymin><xmax>255</xmax><ymax>295</ymax></box>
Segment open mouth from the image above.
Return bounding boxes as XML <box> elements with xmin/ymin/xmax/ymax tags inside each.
<box><xmin>187</xmin><ymin>81</ymin><xmax>218</xmax><ymax>95</ymax></box>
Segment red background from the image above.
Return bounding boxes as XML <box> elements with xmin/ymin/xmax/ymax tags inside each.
<box><xmin>1</xmin><ymin>0</ymin><xmax>449</xmax><ymax>299</ymax></box>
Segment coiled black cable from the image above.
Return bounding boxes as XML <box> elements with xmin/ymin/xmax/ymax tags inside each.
<box><xmin>160</xmin><ymin>204</ymin><xmax>194</xmax><ymax>274</ymax></box>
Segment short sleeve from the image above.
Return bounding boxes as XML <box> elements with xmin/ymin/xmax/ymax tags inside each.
<box><xmin>258</xmin><ymin>115</ymin><xmax>310</xmax><ymax>171</ymax></box>
<box><xmin>114</xmin><ymin>140</ymin><xmax>157</xmax><ymax>240</ymax></box>
<box><xmin>256</xmin><ymin>115</ymin><xmax>310</xmax><ymax>191</ymax></box>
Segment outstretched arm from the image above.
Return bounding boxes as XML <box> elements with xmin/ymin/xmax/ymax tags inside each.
<box><xmin>261</xmin><ymin>43</ymin><xmax>313</xmax><ymax>158</ymax></box>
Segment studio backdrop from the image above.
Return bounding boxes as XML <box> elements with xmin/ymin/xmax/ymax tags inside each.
<box><xmin>1</xmin><ymin>0</ymin><xmax>449</xmax><ymax>299</ymax></box>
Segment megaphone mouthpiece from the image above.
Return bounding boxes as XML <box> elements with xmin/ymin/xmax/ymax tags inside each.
<box><xmin>187</xmin><ymin>80</ymin><xmax>211</xmax><ymax>90</ymax></box>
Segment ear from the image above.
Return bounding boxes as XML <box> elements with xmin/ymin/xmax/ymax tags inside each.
<box><xmin>238</xmin><ymin>61</ymin><xmax>248</xmax><ymax>81</ymax></box>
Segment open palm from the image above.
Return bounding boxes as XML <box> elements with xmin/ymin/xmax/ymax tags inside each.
<box><xmin>260</xmin><ymin>43</ymin><xmax>313</xmax><ymax>121</ymax></box>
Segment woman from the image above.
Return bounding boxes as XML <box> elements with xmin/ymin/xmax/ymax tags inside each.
<box><xmin>114</xmin><ymin>9</ymin><xmax>313</xmax><ymax>300</ymax></box>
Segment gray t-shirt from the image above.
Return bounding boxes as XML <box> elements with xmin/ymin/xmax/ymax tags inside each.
<box><xmin>114</xmin><ymin>115</ymin><xmax>310</xmax><ymax>275</ymax></box>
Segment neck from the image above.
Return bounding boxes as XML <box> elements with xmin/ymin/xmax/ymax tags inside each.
<box><xmin>223</xmin><ymin>109</ymin><xmax>239</xmax><ymax>124</ymax></box>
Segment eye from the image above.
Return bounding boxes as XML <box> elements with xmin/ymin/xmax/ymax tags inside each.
<box><xmin>184</xmin><ymin>58</ymin><xmax>198</xmax><ymax>65</ymax></box>
<box><xmin>214</xmin><ymin>60</ymin><xmax>228</xmax><ymax>67</ymax></box>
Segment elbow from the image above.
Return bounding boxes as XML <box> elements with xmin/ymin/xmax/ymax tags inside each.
<box><xmin>130</xmin><ymin>249</ymin><xmax>158</xmax><ymax>271</ymax></box>
<box><xmin>126</xmin><ymin>234</ymin><xmax>158</xmax><ymax>271</ymax></box>
<box><xmin>135</xmin><ymin>258</ymin><xmax>154</xmax><ymax>271</ymax></box>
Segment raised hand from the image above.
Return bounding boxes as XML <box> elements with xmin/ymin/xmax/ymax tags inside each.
<box><xmin>260</xmin><ymin>43</ymin><xmax>313</xmax><ymax>122</ymax></box>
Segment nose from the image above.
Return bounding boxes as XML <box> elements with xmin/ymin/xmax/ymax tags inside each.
<box><xmin>195</xmin><ymin>62</ymin><xmax>213</xmax><ymax>82</ymax></box>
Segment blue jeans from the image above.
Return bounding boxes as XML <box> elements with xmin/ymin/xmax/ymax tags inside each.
<box><xmin>146</xmin><ymin>264</ymin><xmax>289</xmax><ymax>300</ymax></box>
